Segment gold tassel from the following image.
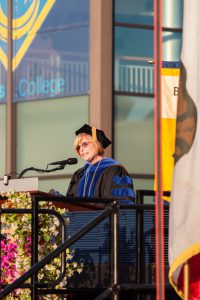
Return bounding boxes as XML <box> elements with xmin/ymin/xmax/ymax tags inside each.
<box><xmin>92</xmin><ymin>126</ymin><xmax>97</xmax><ymax>141</ymax></box>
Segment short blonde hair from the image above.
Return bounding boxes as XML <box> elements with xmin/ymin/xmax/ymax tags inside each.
<box><xmin>74</xmin><ymin>133</ymin><xmax>104</xmax><ymax>156</ymax></box>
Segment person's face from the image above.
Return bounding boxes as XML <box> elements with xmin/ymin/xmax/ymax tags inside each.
<box><xmin>77</xmin><ymin>136</ymin><xmax>98</xmax><ymax>163</ymax></box>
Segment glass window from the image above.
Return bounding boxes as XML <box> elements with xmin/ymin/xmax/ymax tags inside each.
<box><xmin>114</xmin><ymin>95</ymin><xmax>154</xmax><ymax>175</ymax></box>
<box><xmin>134</xmin><ymin>178</ymin><xmax>154</xmax><ymax>194</ymax></box>
<box><xmin>16</xmin><ymin>95</ymin><xmax>88</xmax><ymax>177</ymax></box>
<box><xmin>0</xmin><ymin>66</ymin><xmax>6</xmax><ymax>104</ymax></box>
<box><xmin>115</xmin><ymin>0</ymin><xmax>153</xmax><ymax>25</ymax></box>
<box><xmin>31</xmin><ymin>0</ymin><xmax>89</xmax><ymax>30</ymax></box>
<box><xmin>114</xmin><ymin>0</ymin><xmax>183</xmax><ymax>192</ymax></box>
<box><xmin>14</xmin><ymin>27</ymin><xmax>89</xmax><ymax>101</ymax></box>
<box><xmin>115</xmin><ymin>27</ymin><xmax>153</xmax><ymax>57</ymax></box>
<box><xmin>11</xmin><ymin>0</ymin><xmax>89</xmax><ymax>101</ymax></box>
<box><xmin>115</xmin><ymin>27</ymin><xmax>153</xmax><ymax>94</ymax></box>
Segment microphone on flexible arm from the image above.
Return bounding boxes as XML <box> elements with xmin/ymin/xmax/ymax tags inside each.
<box><xmin>48</xmin><ymin>158</ymin><xmax>78</xmax><ymax>166</ymax></box>
<box><xmin>18</xmin><ymin>158</ymin><xmax>77</xmax><ymax>178</ymax></box>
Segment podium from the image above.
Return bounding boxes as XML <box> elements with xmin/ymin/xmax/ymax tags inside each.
<box><xmin>0</xmin><ymin>177</ymin><xmax>102</xmax><ymax>211</ymax></box>
<box><xmin>0</xmin><ymin>177</ymin><xmax>39</xmax><ymax>193</ymax></box>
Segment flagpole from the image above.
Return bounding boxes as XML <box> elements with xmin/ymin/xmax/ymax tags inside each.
<box><xmin>154</xmin><ymin>0</ymin><xmax>165</xmax><ymax>300</ymax></box>
<box><xmin>183</xmin><ymin>261</ymin><xmax>190</xmax><ymax>300</ymax></box>
<box><xmin>6</xmin><ymin>0</ymin><xmax>17</xmax><ymax>174</ymax></box>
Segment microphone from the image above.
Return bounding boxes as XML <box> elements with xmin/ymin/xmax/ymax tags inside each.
<box><xmin>48</xmin><ymin>158</ymin><xmax>78</xmax><ymax>166</ymax></box>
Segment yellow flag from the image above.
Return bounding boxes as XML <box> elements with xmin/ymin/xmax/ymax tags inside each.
<box><xmin>154</xmin><ymin>63</ymin><xmax>180</xmax><ymax>201</ymax></box>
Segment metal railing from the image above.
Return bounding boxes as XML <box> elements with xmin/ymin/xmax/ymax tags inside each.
<box><xmin>115</xmin><ymin>64</ymin><xmax>154</xmax><ymax>94</ymax></box>
<box><xmin>115</xmin><ymin>57</ymin><xmax>154</xmax><ymax>94</ymax></box>
<box><xmin>0</xmin><ymin>191</ymin><xmax>174</xmax><ymax>300</ymax></box>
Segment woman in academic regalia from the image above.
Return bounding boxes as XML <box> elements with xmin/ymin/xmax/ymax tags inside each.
<box><xmin>67</xmin><ymin>124</ymin><xmax>135</xmax><ymax>202</ymax></box>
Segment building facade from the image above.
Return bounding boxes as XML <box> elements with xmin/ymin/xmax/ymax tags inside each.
<box><xmin>0</xmin><ymin>0</ymin><xmax>183</xmax><ymax>196</ymax></box>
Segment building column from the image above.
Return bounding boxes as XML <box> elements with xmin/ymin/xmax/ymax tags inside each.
<box><xmin>162</xmin><ymin>0</ymin><xmax>183</xmax><ymax>61</ymax></box>
<box><xmin>89</xmin><ymin>0</ymin><xmax>113</xmax><ymax>156</ymax></box>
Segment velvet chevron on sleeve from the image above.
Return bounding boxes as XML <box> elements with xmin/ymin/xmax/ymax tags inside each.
<box><xmin>66</xmin><ymin>158</ymin><xmax>135</xmax><ymax>203</ymax></box>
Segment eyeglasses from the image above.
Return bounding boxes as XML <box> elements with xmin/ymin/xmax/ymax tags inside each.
<box><xmin>76</xmin><ymin>141</ymin><xmax>93</xmax><ymax>151</ymax></box>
